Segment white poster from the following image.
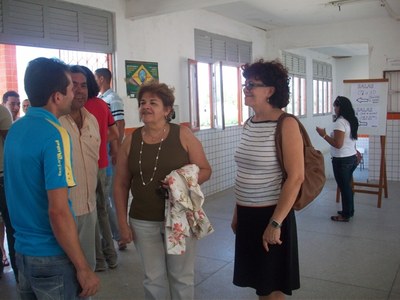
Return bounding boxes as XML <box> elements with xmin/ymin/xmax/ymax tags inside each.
<box><xmin>344</xmin><ymin>80</ymin><xmax>388</xmax><ymax>136</ymax></box>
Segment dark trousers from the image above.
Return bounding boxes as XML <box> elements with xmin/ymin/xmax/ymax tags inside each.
<box><xmin>0</xmin><ymin>176</ymin><xmax>18</xmax><ymax>281</ymax></box>
<box><xmin>332</xmin><ymin>155</ymin><xmax>358</xmax><ymax>218</ymax></box>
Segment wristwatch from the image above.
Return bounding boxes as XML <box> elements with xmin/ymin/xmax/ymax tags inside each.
<box><xmin>269</xmin><ymin>219</ymin><xmax>282</xmax><ymax>229</ymax></box>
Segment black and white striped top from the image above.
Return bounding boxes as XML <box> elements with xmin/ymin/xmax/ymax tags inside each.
<box><xmin>234</xmin><ymin>119</ymin><xmax>282</xmax><ymax>207</ymax></box>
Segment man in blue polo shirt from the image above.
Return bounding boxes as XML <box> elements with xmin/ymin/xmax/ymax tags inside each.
<box><xmin>4</xmin><ymin>57</ymin><xmax>99</xmax><ymax>299</ymax></box>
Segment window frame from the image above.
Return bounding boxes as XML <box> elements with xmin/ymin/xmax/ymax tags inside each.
<box><xmin>191</xmin><ymin>29</ymin><xmax>252</xmax><ymax>131</ymax></box>
<box><xmin>312</xmin><ymin>60</ymin><xmax>333</xmax><ymax>115</ymax></box>
<box><xmin>282</xmin><ymin>51</ymin><xmax>307</xmax><ymax>117</ymax></box>
<box><xmin>188</xmin><ymin>59</ymin><xmax>247</xmax><ymax>130</ymax></box>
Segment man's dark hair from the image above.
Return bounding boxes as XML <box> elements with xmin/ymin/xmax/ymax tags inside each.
<box><xmin>95</xmin><ymin>68</ymin><xmax>112</xmax><ymax>83</ymax></box>
<box><xmin>79</xmin><ymin>66</ymin><xmax>99</xmax><ymax>99</ymax></box>
<box><xmin>24</xmin><ymin>57</ymin><xmax>70</xmax><ymax>107</ymax></box>
<box><xmin>2</xmin><ymin>91</ymin><xmax>20</xmax><ymax>103</ymax></box>
<box><xmin>69</xmin><ymin>65</ymin><xmax>87</xmax><ymax>77</ymax></box>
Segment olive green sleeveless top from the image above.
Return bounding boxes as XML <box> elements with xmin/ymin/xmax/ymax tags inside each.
<box><xmin>128</xmin><ymin>123</ymin><xmax>189</xmax><ymax>221</ymax></box>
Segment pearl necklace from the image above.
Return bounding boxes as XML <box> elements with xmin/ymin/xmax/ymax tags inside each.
<box><xmin>139</xmin><ymin>126</ymin><xmax>166</xmax><ymax>186</ymax></box>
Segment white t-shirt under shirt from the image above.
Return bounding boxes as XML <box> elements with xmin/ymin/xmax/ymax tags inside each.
<box><xmin>330</xmin><ymin>116</ymin><xmax>357</xmax><ymax>158</ymax></box>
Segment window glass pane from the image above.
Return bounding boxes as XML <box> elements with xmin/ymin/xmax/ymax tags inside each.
<box><xmin>212</xmin><ymin>62</ymin><xmax>224</xmax><ymax>129</ymax></box>
<box><xmin>318</xmin><ymin>80</ymin><xmax>323</xmax><ymax>114</ymax></box>
<box><xmin>241</xmin><ymin>74</ymin><xmax>249</xmax><ymax>122</ymax></box>
<box><xmin>293</xmin><ymin>76</ymin><xmax>300</xmax><ymax>116</ymax></box>
<box><xmin>222</xmin><ymin>65</ymin><xmax>239</xmax><ymax>126</ymax></box>
<box><xmin>313</xmin><ymin>79</ymin><xmax>318</xmax><ymax>114</ymax></box>
<box><xmin>323</xmin><ymin>81</ymin><xmax>328</xmax><ymax>113</ymax></box>
<box><xmin>197</xmin><ymin>62</ymin><xmax>212</xmax><ymax>129</ymax></box>
<box><xmin>301</xmin><ymin>77</ymin><xmax>306</xmax><ymax>115</ymax></box>
<box><xmin>16</xmin><ymin>45</ymin><xmax>109</xmax><ymax>101</ymax></box>
<box><xmin>327</xmin><ymin>81</ymin><xmax>332</xmax><ymax>113</ymax></box>
<box><xmin>188</xmin><ymin>60</ymin><xmax>199</xmax><ymax>129</ymax></box>
<box><xmin>287</xmin><ymin>77</ymin><xmax>294</xmax><ymax>114</ymax></box>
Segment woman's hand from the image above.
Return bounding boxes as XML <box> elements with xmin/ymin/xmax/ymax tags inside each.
<box><xmin>231</xmin><ymin>206</ymin><xmax>238</xmax><ymax>234</ymax></box>
<box><xmin>262</xmin><ymin>224</ymin><xmax>282</xmax><ymax>252</ymax></box>
<box><xmin>316</xmin><ymin>126</ymin><xmax>326</xmax><ymax>138</ymax></box>
<box><xmin>119</xmin><ymin>222</ymin><xmax>134</xmax><ymax>244</ymax></box>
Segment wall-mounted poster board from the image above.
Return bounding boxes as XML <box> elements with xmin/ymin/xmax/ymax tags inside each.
<box><xmin>343</xmin><ymin>79</ymin><xmax>389</xmax><ymax>136</ymax></box>
<box><xmin>125</xmin><ymin>60</ymin><xmax>159</xmax><ymax>98</ymax></box>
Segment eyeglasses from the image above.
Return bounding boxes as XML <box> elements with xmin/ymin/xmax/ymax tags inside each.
<box><xmin>242</xmin><ymin>81</ymin><xmax>268</xmax><ymax>90</ymax></box>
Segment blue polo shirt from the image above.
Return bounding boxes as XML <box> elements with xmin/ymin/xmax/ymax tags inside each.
<box><xmin>4</xmin><ymin>107</ymin><xmax>76</xmax><ymax>256</ymax></box>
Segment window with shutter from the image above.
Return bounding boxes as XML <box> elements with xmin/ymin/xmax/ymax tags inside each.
<box><xmin>0</xmin><ymin>0</ymin><xmax>113</xmax><ymax>53</ymax></box>
<box><xmin>190</xmin><ymin>29</ymin><xmax>251</xmax><ymax>130</ymax></box>
<box><xmin>313</xmin><ymin>60</ymin><xmax>333</xmax><ymax>115</ymax></box>
<box><xmin>282</xmin><ymin>51</ymin><xmax>307</xmax><ymax>117</ymax></box>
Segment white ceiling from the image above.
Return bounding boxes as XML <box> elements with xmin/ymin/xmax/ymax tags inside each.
<box><xmin>126</xmin><ymin>0</ymin><xmax>400</xmax><ymax>57</ymax></box>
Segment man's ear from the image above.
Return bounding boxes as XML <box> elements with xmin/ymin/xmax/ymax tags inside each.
<box><xmin>51</xmin><ymin>91</ymin><xmax>62</xmax><ymax>104</ymax></box>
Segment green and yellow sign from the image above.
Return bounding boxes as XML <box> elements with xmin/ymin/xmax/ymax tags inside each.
<box><xmin>125</xmin><ymin>60</ymin><xmax>159</xmax><ymax>98</ymax></box>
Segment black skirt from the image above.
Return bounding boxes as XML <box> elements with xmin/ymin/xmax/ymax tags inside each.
<box><xmin>233</xmin><ymin>205</ymin><xmax>300</xmax><ymax>296</ymax></box>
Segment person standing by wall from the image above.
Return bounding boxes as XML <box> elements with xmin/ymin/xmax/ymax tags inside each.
<box><xmin>81</xmin><ymin>65</ymin><xmax>120</xmax><ymax>271</ymax></box>
<box><xmin>59</xmin><ymin>66</ymin><xmax>101</xmax><ymax>271</ymax></box>
<box><xmin>4</xmin><ymin>57</ymin><xmax>99</xmax><ymax>298</ymax></box>
<box><xmin>95</xmin><ymin>68</ymin><xmax>125</xmax><ymax>143</ymax></box>
<box><xmin>232</xmin><ymin>59</ymin><xmax>303</xmax><ymax>299</ymax></box>
<box><xmin>316</xmin><ymin>96</ymin><xmax>359</xmax><ymax>222</ymax></box>
<box><xmin>95</xmin><ymin>68</ymin><xmax>126</xmax><ymax>250</ymax></box>
<box><xmin>22</xmin><ymin>99</ymin><xmax>31</xmax><ymax>115</ymax></box>
<box><xmin>2</xmin><ymin>91</ymin><xmax>20</xmax><ymax>122</ymax></box>
<box><xmin>0</xmin><ymin>105</ymin><xmax>15</xmax><ymax>279</ymax></box>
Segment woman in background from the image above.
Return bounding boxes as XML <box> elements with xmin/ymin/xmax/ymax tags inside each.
<box><xmin>316</xmin><ymin>96</ymin><xmax>359</xmax><ymax>222</ymax></box>
<box><xmin>232</xmin><ymin>59</ymin><xmax>303</xmax><ymax>299</ymax></box>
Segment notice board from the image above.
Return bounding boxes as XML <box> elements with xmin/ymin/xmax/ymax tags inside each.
<box><xmin>343</xmin><ymin>79</ymin><xmax>389</xmax><ymax>136</ymax></box>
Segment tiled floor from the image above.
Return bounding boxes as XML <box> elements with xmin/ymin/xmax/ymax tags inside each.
<box><xmin>1</xmin><ymin>176</ymin><xmax>400</xmax><ymax>300</ymax></box>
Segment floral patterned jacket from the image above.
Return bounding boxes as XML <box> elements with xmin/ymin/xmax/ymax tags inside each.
<box><xmin>164</xmin><ymin>164</ymin><xmax>214</xmax><ymax>255</ymax></box>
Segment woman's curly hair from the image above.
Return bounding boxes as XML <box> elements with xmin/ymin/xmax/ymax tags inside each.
<box><xmin>241</xmin><ymin>59</ymin><xmax>290</xmax><ymax>109</ymax></box>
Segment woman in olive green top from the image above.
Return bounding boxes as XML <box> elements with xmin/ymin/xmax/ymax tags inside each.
<box><xmin>114</xmin><ymin>81</ymin><xmax>211</xmax><ymax>300</ymax></box>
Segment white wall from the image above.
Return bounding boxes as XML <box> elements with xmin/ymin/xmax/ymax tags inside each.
<box><xmin>265</xmin><ymin>18</ymin><xmax>400</xmax><ymax>179</ymax></box>
<box><xmin>67</xmin><ymin>0</ymin><xmax>267</xmax><ymax>128</ymax></box>
<box><xmin>64</xmin><ymin>0</ymin><xmax>400</xmax><ymax>188</ymax></box>
<box><xmin>124</xmin><ymin>9</ymin><xmax>267</xmax><ymax>127</ymax></box>
<box><xmin>67</xmin><ymin>1</ymin><xmax>400</xmax><ymax>130</ymax></box>
<box><xmin>335</xmin><ymin>55</ymin><xmax>369</xmax><ymax>95</ymax></box>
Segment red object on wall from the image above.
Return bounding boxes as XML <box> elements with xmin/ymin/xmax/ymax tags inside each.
<box><xmin>0</xmin><ymin>44</ymin><xmax>19</xmax><ymax>99</ymax></box>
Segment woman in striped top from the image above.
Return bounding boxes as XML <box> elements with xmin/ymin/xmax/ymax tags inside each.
<box><xmin>232</xmin><ymin>59</ymin><xmax>304</xmax><ymax>299</ymax></box>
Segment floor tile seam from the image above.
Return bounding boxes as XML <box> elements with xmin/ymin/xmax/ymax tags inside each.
<box><xmin>388</xmin><ymin>263</ymin><xmax>400</xmax><ymax>297</ymax></box>
<box><xmin>298</xmin><ymin>227</ymin><xmax>400</xmax><ymax>245</ymax></box>
<box><xmin>194</xmin><ymin>260</ymin><xmax>232</xmax><ymax>287</ymax></box>
<box><xmin>196</xmin><ymin>254</ymin><xmax>233</xmax><ymax>264</ymax></box>
<box><xmin>300</xmin><ymin>275</ymin><xmax>392</xmax><ymax>294</ymax></box>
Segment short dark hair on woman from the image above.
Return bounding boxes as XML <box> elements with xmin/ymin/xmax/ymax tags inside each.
<box><xmin>24</xmin><ymin>57</ymin><xmax>70</xmax><ymax>107</ymax></box>
<box><xmin>241</xmin><ymin>59</ymin><xmax>290</xmax><ymax>109</ymax></box>
<box><xmin>137</xmin><ymin>80</ymin><xmax>176</xmax><ymax>121</ymax></box>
